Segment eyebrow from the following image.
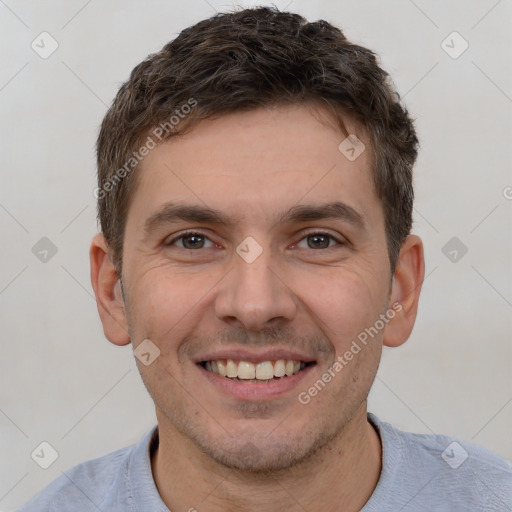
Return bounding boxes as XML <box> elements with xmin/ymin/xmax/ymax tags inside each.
<box><xmin>143</xmin><ymin>200</ymin><xmax>367</xmax><ymax>235</ymax></box>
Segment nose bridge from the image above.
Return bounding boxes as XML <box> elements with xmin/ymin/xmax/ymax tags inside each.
<box><xmin>214</xmin><ymin>239</ymin><xmax>296</xmax><ymax>329</ymax></box>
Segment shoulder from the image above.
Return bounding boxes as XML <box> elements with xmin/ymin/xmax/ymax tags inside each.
<box><xmin>368</xmin><ymin>413</ymin><xmax>512</xmax><ymax>511</ymax></box>
<box><xmin>15</xmin><ymin>442</ymin><xmax>134</xmax><ymax>511</ymax></box>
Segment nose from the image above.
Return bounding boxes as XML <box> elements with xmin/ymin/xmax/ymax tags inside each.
<box><xmin>214</xmin><ymin>243</ymin><xmax>298</xmax><ymax>332</ymax></box>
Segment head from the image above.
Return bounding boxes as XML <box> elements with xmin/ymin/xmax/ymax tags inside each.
<box><xmin>91</xmin><ymin>6</ymin><xmax>424</xmax><ymax>472</ymax></box>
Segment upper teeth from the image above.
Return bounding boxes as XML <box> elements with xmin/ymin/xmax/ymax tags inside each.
<box><xmin>205</xmin><ymin>359</ymin><xmax>306</xmax><ymax>380</ymax></box>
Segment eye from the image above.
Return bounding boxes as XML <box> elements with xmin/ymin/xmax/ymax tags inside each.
<box><xmin>165</xmin><ymin>230</ymin><xmax>344</xmax><ymax>251</ymax></box>
<box><xmin>166</xmin><ymin>231</ymin><xmax>216</xmax><ymax>250</ymax></box>
<box><xmin>295</xmin><ymin>231</ymin><xmax>343</xmax><ymax>250</ymax></box>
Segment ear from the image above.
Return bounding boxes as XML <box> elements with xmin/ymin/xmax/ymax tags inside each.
<box><xmin>383</xmin><ymin>234</ymin><xmax>425</xmax><ymax>348</ymax></box>
<box><xmin>89</xmin><ymin>233</ymin><xmax>131</xmax><ymax>346</ymax></box>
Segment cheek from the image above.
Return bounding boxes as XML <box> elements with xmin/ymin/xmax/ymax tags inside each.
<box><xmin>129</xmin><ymin>270</ymin><xmax>204</xmax><ymax>342</ymax></box>
<box><xmin>301</xmin><ymin>269</ymin><xmax>384</xmax><ymax>352</ymax></box>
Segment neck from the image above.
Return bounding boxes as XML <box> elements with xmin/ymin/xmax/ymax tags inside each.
<box><xmin>151</xmin><ymin>404</ymin><xmax>382</xmax><ymax>512</ymax></box>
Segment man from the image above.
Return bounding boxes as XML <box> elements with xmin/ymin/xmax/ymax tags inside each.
<box><xmin>18</xmin><ymin>6</ymin><xmax>511</xmax><ymax>512</ymax></box>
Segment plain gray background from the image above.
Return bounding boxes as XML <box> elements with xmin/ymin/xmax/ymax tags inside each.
<box><xmin>1</xmin><ymin>0</ymin><xmax>511</xmax><ymax>509</ymax></box>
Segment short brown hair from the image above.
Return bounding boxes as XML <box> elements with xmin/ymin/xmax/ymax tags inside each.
<box><xmin>96</xmin><ymin>6</ymin><xmax>418</xmax><ymax>274</ymax></box>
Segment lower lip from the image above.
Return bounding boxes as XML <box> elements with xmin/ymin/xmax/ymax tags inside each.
<box><xmin>197</xmin><ymin>363</ymin><xmax>316</xmax><ymax>401</ymax></box>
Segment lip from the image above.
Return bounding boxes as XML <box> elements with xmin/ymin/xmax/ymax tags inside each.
<box><xmin>196</xmin><ymin>361</ymin><xmax>316</xmax><ymax>401</ymax></box>
<box><xmin>193</xmin><ymin>349</ymin><xmax>317</xmax><ymax>365</ymax></box>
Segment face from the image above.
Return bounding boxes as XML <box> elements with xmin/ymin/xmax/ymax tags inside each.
<box><xmin>117</xmin><ymin>104</ymin><xmax>395</xmax><ymax>471</ymax></box>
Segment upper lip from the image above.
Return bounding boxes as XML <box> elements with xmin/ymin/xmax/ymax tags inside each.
<box><xmin>194</xmin><ymin>349</ymin><xmax>317</xmax><ymax>364</ymax></box>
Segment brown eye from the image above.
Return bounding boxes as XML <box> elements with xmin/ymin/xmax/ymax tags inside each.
<box><xmin>181</xmin><ymin>234</ymin><xmax>206</xmax><ymax>249</ymax></box>
<box><xmin>167</xmin><ymin>232</ymin><xmax>215</xmax><ymax>249</ymax></box>
<box><xmin>307</xmin><ymin>233</ymin><xmax>331</xmax><ymax>249</ymax></box>
<box><xmin>296</xmin><ymin>232</ymin><xmax>340</xmax><ymax>250</ymax></box>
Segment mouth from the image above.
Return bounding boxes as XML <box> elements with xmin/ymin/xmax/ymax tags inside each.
<box><xmin>194</xmin><ymin>349</ymin><xmax>318</xmax><ymax>401</ymax></box>
<box><xmin>199</xmin><ymin>358</ymin><xmax>315</xmax><ymax>383</ymax></box>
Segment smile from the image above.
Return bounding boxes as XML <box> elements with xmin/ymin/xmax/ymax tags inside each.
<box><xmin>200</xmin><ymin>359</ymin><xmax>313</xmax><ymax>382</ymax></box>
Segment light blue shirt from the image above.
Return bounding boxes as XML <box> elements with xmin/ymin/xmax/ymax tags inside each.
<box><xmin>16</xmin><ymin>413</ymin><xmax>512</xmax><ymax>511</ymax></box>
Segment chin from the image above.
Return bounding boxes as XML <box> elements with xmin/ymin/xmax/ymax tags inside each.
<box><xmin>206</xmin><ymin>442</ymin><xmax>309</xmax><ymax>473</ymax></box>
<box><xmin>196</xmin><ymin>425</ymin><xmax>338</xmax><ymax>474</ymax></box>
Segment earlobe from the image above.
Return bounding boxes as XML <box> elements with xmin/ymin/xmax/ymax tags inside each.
<box><xmin>383</xmin><ymin>235</ymin><xmax>425</xmax><ymax>348</ymax></box>
<box><xmin>89</xmin><ymin>233</ymin><xmax>131</xmax><ymax>346</ymax></box>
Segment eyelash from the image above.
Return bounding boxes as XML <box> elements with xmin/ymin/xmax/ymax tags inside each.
<box><xmin>165</xmin><ymin>229</ymin><xmax>345</xmax><ymax>250</ymax></box>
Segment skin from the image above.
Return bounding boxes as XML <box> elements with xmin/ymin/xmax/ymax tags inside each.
<box><xmin>90</xmin><ymin>103</ymin><xmax>424</xmax><ymax>512</ymax></box>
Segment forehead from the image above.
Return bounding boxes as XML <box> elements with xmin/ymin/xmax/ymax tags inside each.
<box><xmin>127</xmin><ymin>104</ymin><xmax>382</xmax><ymax>231</ymax></box>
